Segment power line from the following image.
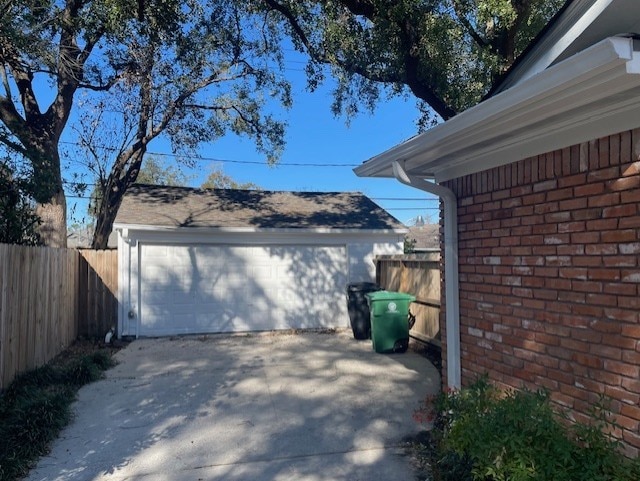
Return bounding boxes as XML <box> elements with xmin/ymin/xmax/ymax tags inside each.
<box><xmin>60</xmin><ymin>141</ymin><xmax>360</xmax><ymax>167</ymax></box>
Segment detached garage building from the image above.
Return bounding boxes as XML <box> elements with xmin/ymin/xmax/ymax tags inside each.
<box><xmin>114</xmin><ymin>185</ymin><xmax>405</xmax><ymax>338</ymax></box>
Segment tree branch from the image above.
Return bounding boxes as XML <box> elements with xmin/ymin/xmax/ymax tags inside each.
<box><xmin>452</xmin><ymin>0</ymin><xmax>490</xmax><ymax>49</ymax></box>
<box><xmin>262</xmin><ymin>0</ymin><xmax>326</xmax><ymax>61</ymax></box>
<box><xmin>264</xmin><ymin>0</ymin><xmax>457</xmax><ymax>119</ymax></box>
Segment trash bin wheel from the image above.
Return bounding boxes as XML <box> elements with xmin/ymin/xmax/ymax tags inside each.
<box><xmin>393</xmin><ymin>339</ymin><xmax>409</xmax><ymax>353</ymax></box>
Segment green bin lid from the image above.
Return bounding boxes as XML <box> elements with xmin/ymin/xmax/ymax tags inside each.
<box><xmin>365</xmin><ymin>290</ymin><xmax>416</xmax><ymax>302</ymax></box>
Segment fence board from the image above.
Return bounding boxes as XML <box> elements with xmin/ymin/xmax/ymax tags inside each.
<box><xmin>375</xmin><ymin>253</ymin><xmax>441</xmax><ymax>346</ymax></box>
<box><xmin>0</xmin><ymin>245</ymin><xmax>79</xmax><ymax>389</ymax></box>
<box><xmin>77</xmin><ymin>249</ymin><xmax>118</xmax><ymax>339</ymax></box>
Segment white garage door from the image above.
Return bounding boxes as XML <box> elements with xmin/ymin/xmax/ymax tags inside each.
<box><xmin>138</xmin><ymin>244</ymin><xmax>349</xmax><ymax>336</ymax></box>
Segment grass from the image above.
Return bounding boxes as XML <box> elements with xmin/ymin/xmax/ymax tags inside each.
<box><xmin>0</xmin><ymin>343</ymin><xmax>117</xmax><ymax>481</ymax></box>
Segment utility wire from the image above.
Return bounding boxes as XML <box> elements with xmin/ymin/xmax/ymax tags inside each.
<box><xmin>61</xmin><ymin>141</ymin><xmax>360</xmax><ymax>167</ymax></box>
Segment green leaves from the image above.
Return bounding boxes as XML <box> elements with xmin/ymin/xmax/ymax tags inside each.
<box><xmin>417</xmin><ymin>377</ymin><xmax>640</xmax><ymax>481</ymax></box>
<box><xmin>267</xmin><ymin>0</ymin><xmax>566</xmax><ymax>123</ymax></box>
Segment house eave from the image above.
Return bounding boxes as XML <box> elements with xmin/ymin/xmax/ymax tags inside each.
<box><xmin>354</xmin><ymin>36</ymin><xmax>640</xmax><ymax>183</ymax></box>
<box><xmin>112</xmin><ymin>223</ymin><xmax>408</xmax><ymax>236</ymax></box>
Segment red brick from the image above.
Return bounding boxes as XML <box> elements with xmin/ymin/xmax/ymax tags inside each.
<box><xmin>586</xmin><ymin>218</ymin><xmax>618</xmax><ymax>231</ymax></box>
<box><xmin>533</xmin><ymin>179</ymin><xmax>557</xmax><ymax>192</ymax></box>
<box><xmin>588</xmin><ymin>192</ymin><xmax>621</xmax><ymax>207</ymax></box>
<box><xmin>572</xmin><ymin>353</ymin><xmax>604</xmax><ymax>369</ymax></box>
<box><xmin>585</xmin><ymin>293</ymin><xmax>617</xmax><ymax>306</ymax></box>
<box><xmin>602</xmin><ymin>204</ymin><xmax>637</xmax><ymax>218</ymax></box>
<box><xmin>573</xmin><ymin>256</ymin><xmax>603</xmax><ymax>267</ymax></box>
<box><xmin>614</xmin><ymin>414</ymin><xmax>639</xmax><ymax>431</ymax></box>
<box><xmin>560</xmin><ymin>383</ymin><xmax>590</xmax><ymax>401</ymax></box>
<box><xmin>622</xmin><ymin>431</ymin><xmax>640</xmax><ymax>452</ymax></box>
<box><xmin>620</xmin><ymin>404</ymin><xmax>640</xmax><ymax>422</ymax></box>
<box><xmin>604</xmin><ymin>360</ymin><xmax>640</xmax><ymax>378</ymax></box>
<box><xmin>608</xmin><ymin>176</ymin><xmax>640</xmax><ymax>191</ymax></box>
<box><xmin>561</xmin><ymin>338</ymin><xmax>589</xmax><ymax>353</ymax></box>
<box><xmin>551</xmin><ymin>392</ymin><xmax>576</xmax><ymax>408</ymax></box>
<box><xmin>620</xmin><ymin>242</ymin><xmax>640</xmax><ymax>254</ymax></box>
<box><xmin>546</xmin><ymin>188</ymin><xmax>574</xmax><ymax>202</ymax></box>
<box><xmin>537</xmin><ymin>203</ymin><xmax>561</xmax><ymax>215</ymax></box>
<box><xmin>603</xmin><ymin>256</ymin><xmax>636</xmax><ymax>267</ymax></box>
<box><xmin>547</xmin><ymin>370</ymin><xmax>576</xmax><ymax>385</ymax></box>
<box><xmin>621</xmin><ymin>189</ymin><xmax>640</xmax><ymax>203</ymax></box>
<box><xmin>604</xmin><ymin>282</ymin><xmax>636</xmax><ymax>295</ymax></box>
<box><xmin>532</xmin><ymin>245</ymin><xmax>557</xmax><ymax>255</ymax></box>
<box><xmin>571</xmin><ymin>281</ymin><xmax>603</xmax><ymax>293</ymax></box>
<box><xmin>602</xmin><ymin>229</ymin><xmax>637</xmax><ymax>243</ymax></box>
<box><xmin>590</xmin><ymin>320</ymin><xmax>622</xmax><ymax>333</ymax></box>
<box><xmin>571</xmin><ymin>232</ymin><xmax>600</xmax><ymax>243</ymax></box>
<box><xmin>573</xmin><ymin>304</ymin><xmax>603</xmax><ymax>317</ymax></box>
<box><xmin>559</xmin><ymin>268</ymin><xmax>588</xmax><ymax>280</ymax></box>
<box><xmin>590</xmin><ymin>369</ymin><xmax>623</xmax><ymax>386</ymax></box>
<box><xmin>621</xmin><ymin>325</ymin><xmax>640</xmax><ymax>338</ymax></box>
<box><xmin>622</xmin><ymin>377</ymin><xmax>640</xmax><ymax>395</ymax></box>
<box><xmin>604</xmin><ymin>307</ymin><xmax>638</xmax><ymax>322</ymax></box>
<box><xmin>619</xmin><ymin>216</ymin><xmax>640</xmax><ymax>228</ymax></box>
<box><xmin>622</xmin><ymin>350</ymin><xmax>640</xmax><ymax>364</ymax></box>
<box><xmin>558</xmin><ymin>291</ymin><xmax>586</xmax><ymax>303</ymax></box>
<box><xmin>557</xmin><ymin>244</ymin><xmax>585</xmax><ymax>255</ymax></box>
<box><xmin>589</xmin><ymin>344</ymin><xmax>622</xmax><ymax>361</ymax></box>
<box><xmin>559</xmin><ymin>173</ymin><xmax>587</xmax><ymax>187</ymax></box>
<box><xmin>544</xmin><ymin>278</ymin><xmax>571</xmax><ymax>290</ymax></box>
<box><xmin>571</xmin><ymin>208</ymin><xmax>602</xmax><ymax>221</ymax></box>
<box><xmin>588</xmin><ymin>269</ymin><xmax>621</xmax><ymax>281</ymax></box>
<box><xmin>558</xmin><ymin>221</ymin><xmax>585</xmax><ymax>233</ymax></box>
<box><xmin>621</xmin><ymin>270</ymin><xmax>640</xmax><ymax>282</ymax></box>
<box><xmin>571</xmin><ymin>329</ymin><xmax>602</xmax><ymax>343</ymax></box>
<box><xmin>574</xmin><ymin>182</ymin><xmax>605</xmax><ymax>197</ymax></box>
<box><xmin>589</xmin><ymin>166</ymin><xmax>620</xmax><ymax>182</ymax></box>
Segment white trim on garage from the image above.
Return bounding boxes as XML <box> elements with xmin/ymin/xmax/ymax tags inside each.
<box><xmin>117</xmin><ymin>227</ymin><xmax>403</xmax><ymax>338</ymax></box>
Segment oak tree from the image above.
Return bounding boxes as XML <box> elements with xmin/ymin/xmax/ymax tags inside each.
<box><xmin>1</xmin><ymin>0</ymin><xmax>290</xmax><ymax>247</ymax></box>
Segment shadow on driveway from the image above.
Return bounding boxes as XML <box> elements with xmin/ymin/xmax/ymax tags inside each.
<box><xmin>26</xmin><ymin>331</ymin><xmax>440</xmax><ymax>481</ymax></box>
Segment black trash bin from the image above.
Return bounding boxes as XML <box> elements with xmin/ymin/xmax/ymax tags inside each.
<box><xmin>346</xmin><ymin>282</ymin><xmax>382</xmax><ymax>340</ymax></box>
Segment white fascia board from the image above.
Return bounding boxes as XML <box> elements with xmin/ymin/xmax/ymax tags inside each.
<box><xmin>112</xmin><ymin>223</ymin><xmax>407</xmax><ymax>236</ymax></box>
<box><xmin>499</xmin><ymin>0</ymin><xmax>611</xmax><ymax>92</ymax></box>
<box><xmin>354</xmin><ymin>37</ymin><xmax>640</xmax><ymax>182</ymax></box>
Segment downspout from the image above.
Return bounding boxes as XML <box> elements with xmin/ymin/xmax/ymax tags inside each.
<box><xmin>392</xmin><ymin>160</ymin><xmax>461</xmax><ymax>389</ymax></box>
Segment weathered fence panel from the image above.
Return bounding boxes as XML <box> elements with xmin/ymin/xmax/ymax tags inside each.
<box><xmin>77</xmin><ymin>249</ymin><xmax>118</xmax><ymax>339</ymax></box>
<box><xmin>375</xmin><ymin>253</ymin><xmax>441</xmax><ymax>346</ymax></box>
<box><xmin>0</xmin><ymin>244</ymin><xmax>80</xmax><ymax>389</ymax></box>
<box><xmin>0</xmin><ymin>245</ymin><xmax>119</xmax><ymax>389</ymax></box>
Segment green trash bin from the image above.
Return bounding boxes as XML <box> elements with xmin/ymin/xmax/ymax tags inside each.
<box><xmin>365</xmin><ymin>291</ymin><xmax>415</xmax><ymax>354</ymax></box>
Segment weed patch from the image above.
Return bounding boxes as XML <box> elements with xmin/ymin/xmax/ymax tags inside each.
<box><xmin>0</xmin><ymin>344</ymin><xmax>117</xmax><ymax>481</ymax></box>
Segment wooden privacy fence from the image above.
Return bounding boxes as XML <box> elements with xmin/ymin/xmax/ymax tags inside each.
<box><xmin>375</xmin><ymin>252</ymin><xmax>441</xmax><ymax>347</ymax></box>
<box><xmin>77</xmin><ymin>249</ymin><xmax>118</xmax><ymax>338</ymax></box>
<box><xmin>0</xmin><ymin>244</ymin><xmax>117</xmax><ymax>389</ymax></box>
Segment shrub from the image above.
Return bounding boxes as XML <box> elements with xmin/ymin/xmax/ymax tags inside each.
<box><xmin>415</xmin><ymin>376</ymin><xmax>640</xmax><ymax>481</ymax></box>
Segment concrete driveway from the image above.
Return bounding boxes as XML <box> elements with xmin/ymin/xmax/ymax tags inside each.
<box><xmin>26</xmin><ymin>331</ymin><xmax>440</xmax><ymax>481</ymax></box>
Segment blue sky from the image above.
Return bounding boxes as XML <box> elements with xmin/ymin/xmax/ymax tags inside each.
<box><xmin>64</xmin><ymin>53</ymin><xmax>440</xmax><ymax>227</ymax></box>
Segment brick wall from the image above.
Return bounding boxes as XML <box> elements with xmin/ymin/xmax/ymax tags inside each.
<box><xmin>441</xmin><ymin>128</ymin><xmax>640</xmax><ymax>455</ymax></box>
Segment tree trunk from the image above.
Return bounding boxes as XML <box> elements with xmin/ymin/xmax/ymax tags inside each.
<box><xmin>35</xmin><ymin>189</ymin><xmax>67</xmax><ymax>248</ymax></box>
<box><xmin>91</xmin><ymin>183</ymin><xmax>127</xmax><ymax>249</ymax></box>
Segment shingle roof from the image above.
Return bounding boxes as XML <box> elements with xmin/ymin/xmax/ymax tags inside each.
<box><xmin>114</xmin><ymin>184</ymin><xmax>406</xmax><ymax>231</ymax></box>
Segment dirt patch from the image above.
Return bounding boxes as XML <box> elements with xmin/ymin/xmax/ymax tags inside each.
<box><xmin>49</xmin><ymin>339</ymin><xmax>125</xmax><ymax>370</ymax></box>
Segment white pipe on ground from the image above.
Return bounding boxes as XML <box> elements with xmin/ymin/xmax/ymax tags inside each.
<box><xmin>392</xmin><ymin>160</ymin><xmax>461</xmax><ymax>389</ymax></box>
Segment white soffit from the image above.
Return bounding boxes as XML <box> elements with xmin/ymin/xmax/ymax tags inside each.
<box><xmin>354</xmin><ymin>37</ymin><xmax>640</xmax><ymax>183</ymax></box>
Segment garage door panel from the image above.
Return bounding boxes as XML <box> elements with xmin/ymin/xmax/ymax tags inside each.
<box><xmin>138</xmin><ymin>244</ymin><xmax>348</xmax><ymax>336</ymax></box>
